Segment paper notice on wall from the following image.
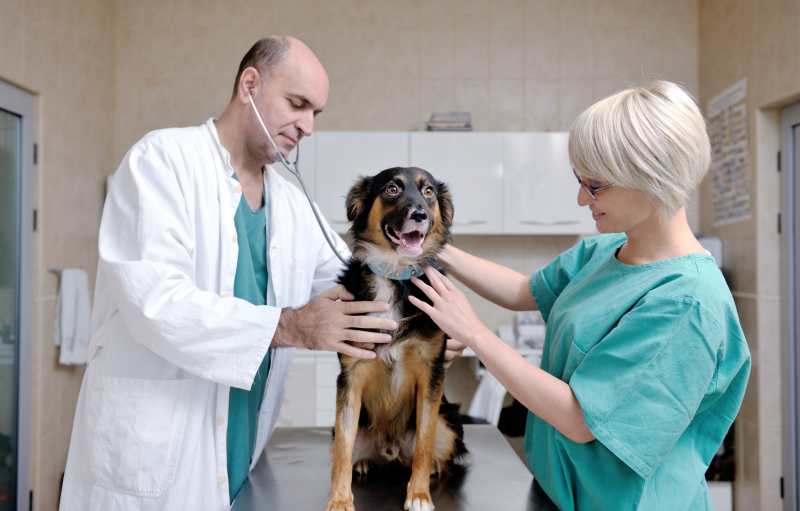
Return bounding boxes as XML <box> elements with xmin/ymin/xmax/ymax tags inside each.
<box><xmin>707</xmin><ymin>79</ymin><xmax>751</xmax><ymax>227</ymax></box>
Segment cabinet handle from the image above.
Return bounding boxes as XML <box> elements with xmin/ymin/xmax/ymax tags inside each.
<box><xmin>520</xmin><ymin>220</ymin><xmax>580</xmax><ymax>225</ymax></box>
<box><xmin>453</xmin><ymin>220</ymin><xmax>488</xmax><ymax>226</ymax></box>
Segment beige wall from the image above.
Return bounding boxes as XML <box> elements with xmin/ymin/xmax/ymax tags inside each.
<box><xmin>0</xmin><ymin>0</ymin><xmax>116</xmax><ymax>508</ymax></box>
<box><xmin>113</xmin><ymin>1</ymin><xmax>698</xmax><ymax>160</ymax></box>
<box><xmin>699</xmin><ymin>0</ymin><xmax>800</xmax><ymax>509</ymax></box>
<box><xmin>112</xmin><ymin>0</ymin><xmax>699</xmax><ymax>333</ymax></box>
<box><xmin>2</xmin><ymin>0</ymin><xmax>701</xmax><ymax>508</ymax></box>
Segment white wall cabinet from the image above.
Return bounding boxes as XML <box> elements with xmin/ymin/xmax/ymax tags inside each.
<box><xmin>276</xmin><ymin>350</ymin><xmax>340</xmax><ymax>428</ymax></box>
<box><xmin>314</xmin><ymin>132</ymin><xmax>409</xmax><ymax>233</ymax></box>
<box><xmin>275</xmin><ymin>352</ymin><xmax>317</xmax><ymax>427</ymax></box>
<box><xmin>409</xmin><ymin>132</ymin><xmax>505</xmax><ymax>234</ymax></box>
<box><xmin>503</xmin><ymin>133</ymin><xmax>595</xmax><ymax>234</ymax></box>
<box><xmin>305</xmin><ymin>131</ymin><xmax>593</xmax><ymax>236</ymax></box>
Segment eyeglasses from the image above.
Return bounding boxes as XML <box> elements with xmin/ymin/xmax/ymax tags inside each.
<box><xmin>572</xmin><ymin>168</ymin><xmax>613</xmax><ymax>200</ymax></box>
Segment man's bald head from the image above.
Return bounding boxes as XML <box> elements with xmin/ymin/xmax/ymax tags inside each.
<box><xmin>231</xmin><ymin>36</ymin><xmax>326</xmax><ymax>100</ymax></box>
<box><xmin>225</xmin><ymin>36</ymin><xmax>329</xmax><ymax>165</ymax></box>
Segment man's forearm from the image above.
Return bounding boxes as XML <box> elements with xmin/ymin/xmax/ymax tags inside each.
<box><xmin>272</xmin><ymin>308</ymin><xmax>303</xmax><ymax>348</ymax></box>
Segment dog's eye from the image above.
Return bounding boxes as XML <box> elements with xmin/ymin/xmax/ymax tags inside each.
<box><xmin>384</xmin><ymin>184</ymin><xmax>400</xmax><ymax>196</ymax></box>
<box><xmin>422</xmin><ymin>186</ymin><xmax>435</xmax><ymax>198</ymax></box>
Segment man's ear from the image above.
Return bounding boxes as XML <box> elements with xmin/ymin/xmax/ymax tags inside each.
<box><xmin>238</xmin><ymin>66</ymin><xmax>261</xmax><ymax>102</ymax></box>
<box><xmin>436</xmin><ymin>181</ymin><xmax>454</xmax><ymax>228</ymax></box>
<box><xmin>346</xmin><ymin>176</ymin><xmax>372</xmax><ymax>222</ymax></box>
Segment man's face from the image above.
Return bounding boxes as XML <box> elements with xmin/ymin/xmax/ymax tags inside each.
<box><xmin>250</xmin><ymin>45</ymin><xmax>329</xmax><ymax>163</ymax></box>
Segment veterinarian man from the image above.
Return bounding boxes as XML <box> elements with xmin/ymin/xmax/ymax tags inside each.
<box><xmin>60</xmin><ymin>36</ymin><xmax>465</xmax><ymax>511</ymax></box>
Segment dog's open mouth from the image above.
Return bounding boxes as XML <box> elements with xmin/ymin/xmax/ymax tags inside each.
<box><xmin>384</xmin><ymin>224</ymin><xmax>426</xmax><ymax>257</ymax></box>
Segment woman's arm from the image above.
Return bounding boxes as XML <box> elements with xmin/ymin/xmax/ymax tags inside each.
<box><xmin>470</xmin><ymin>326</ymin><xmax>594</xmax><ymax>443</ymax></box>
<box><xmin>409</xmin><ymin>267</ymin><xmax>593</xmax><ymax>443</ymax></box>
<box><xmin>438</xmin><ymin>244</ymin><xmax>538</xmax><ymax>311</ymax></box>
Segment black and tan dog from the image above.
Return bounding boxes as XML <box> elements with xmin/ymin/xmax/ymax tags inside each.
<box><xmin>325</xmin><ymin>167</ymin><xmax>467</xmax><ymax>511</ymax></box>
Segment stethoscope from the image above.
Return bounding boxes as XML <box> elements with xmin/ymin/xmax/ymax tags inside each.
<box><xmin>247</xmin><ymin>91</ymin><xmax>349</xmax><ymax>265</ymax></box>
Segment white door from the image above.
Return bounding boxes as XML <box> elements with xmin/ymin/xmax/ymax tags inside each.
<box><xmin>783</xmin><ymin>100</ymin><xmax>800</xmax><ymax>511</ymax></box>
<box><xmin>0</xmin><ymin>79</ymin><xmax>35</xmax><ymax>511</ymax></box>
<box><xmin>315</xmin><ymin>132</ymin><xmax>409</xmax><ymax>233</ymax></box>
<box><xmin>410</xmin><ymin>132</ymin><xmax>504</xmax><ymax>234</ymax></box>
<box><xmin>503</xmin><ymin>133</ymin><xmax>595</xmax><ymax>234</ymax></box>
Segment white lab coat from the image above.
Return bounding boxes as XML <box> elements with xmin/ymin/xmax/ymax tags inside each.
<box><xmin>59</xmin><ymin>119</ymin><xmax>349</xmax><ymax>511</ymax></box>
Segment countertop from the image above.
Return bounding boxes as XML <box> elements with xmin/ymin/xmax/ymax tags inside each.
<box><xmin>232</xmin><ymin>425</ymin><xmax>558</xmax><ymax>510</ymax></box>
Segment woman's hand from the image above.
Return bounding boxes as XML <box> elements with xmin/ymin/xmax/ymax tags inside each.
<box><xmin>443</xmin><ymin>338</ymin><xmax>467</xmax><ymax>369</ymax></box>
<box><xmin>409</xmin><ymin>266</ymin><xmax>489</xmax><ymax>348</ymax></box>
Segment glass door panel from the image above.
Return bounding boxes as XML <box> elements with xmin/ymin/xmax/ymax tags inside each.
<box><xmin>0</xmin><ymin>109</ymin><xmax>20</xmax><ymax>509</ymax></box>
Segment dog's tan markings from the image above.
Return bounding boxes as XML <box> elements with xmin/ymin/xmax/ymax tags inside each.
<box><xmin>404</xmin><ymin>369</ymin><xmax>443</xmax><ymax>510</ymax></box>
<box><xmin>327</xmin><ymin>363</ymin><xmax>368</xmax><ymax>511</ymax></box>
<box><xmin>365</xmin><ymin>200</ymin><xmax>393</xmax><ymax>250</ymax></box>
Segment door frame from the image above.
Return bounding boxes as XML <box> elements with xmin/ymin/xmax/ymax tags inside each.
<box><xmin>0</xmin><ymin>78</ymin><xmax>37</xmax><ymax>511</ymax></box>
<box><xmin>782</xmin><ymin>100</ymin><xmax>800</xmax><ymax>511</ymax></box>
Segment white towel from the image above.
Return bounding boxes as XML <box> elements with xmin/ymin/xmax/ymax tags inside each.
<box><xmin>467</xmin><ymin>370</ymin><xmax>507</xmax><ymax>425</ymax></box>
<box><xmin>53</xmin><ymin>268</ymin><xmax>91</xmax><ymax>365</ymax></box>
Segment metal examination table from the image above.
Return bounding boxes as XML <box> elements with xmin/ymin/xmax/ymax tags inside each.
<box><xmin>232</xmin><ymin>425</ymin><xmax>558</xmax><ymax>510</ymax></box>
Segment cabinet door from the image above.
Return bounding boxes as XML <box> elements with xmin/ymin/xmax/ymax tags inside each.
<box><xmin>276</xmin><ymin>351</ymin><xmax>317</xmax><ymax>427</ymax></box>
<box><xmin>409</xmin><ymin>133</ymin><xmax>504</xmax><ymax>234</ymax></box>
<box><xmin>314</xmin><ymin>353</ymin><xmax>340</xmax><ymax>427</ymax></box>
<box><xmin>503</xmin><ymin>133</ymin><xmax>595</xmax><ymax>234</ymax></box>
<box><xmin>274</xmin><ymin>135</ymin><xmax>315</xmax><ymax>197</ymax></box>
<box><xmin>315</xmin><ymin>132</ymin><xmax>409</xmax><ymax>233</ymax></box>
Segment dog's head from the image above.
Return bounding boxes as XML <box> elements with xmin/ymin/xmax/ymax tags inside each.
<box><xmin>345</xmin><ymin>167</ymin><xmax>453</xmax><ymax>263</ymax></box>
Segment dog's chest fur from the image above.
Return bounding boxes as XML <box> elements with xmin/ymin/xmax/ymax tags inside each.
<box><xmin>369</xmin><ymin>277</ymin><xmax>405</xmax><ymax>365</ymax></box>
<box><xmin>338</xmin><ymin>259</ymin><xmax>440</xmax><ymax>366</ymax></box>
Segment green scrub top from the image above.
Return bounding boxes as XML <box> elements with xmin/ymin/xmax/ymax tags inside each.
<box><xmin>524</xmin><ymin>233</ymin><xmax>750</xmax><ymax>510</ymax></box>
<box><xmin>227</xmin><ymin>192</ymin><xmax>272</xmax><ymax>503</ymax></box>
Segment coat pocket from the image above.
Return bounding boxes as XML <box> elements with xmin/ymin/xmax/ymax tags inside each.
<box><xmin>86</xmin><ymin>377</ymin><xmax>192</xmax><ymax>497</ymax></box>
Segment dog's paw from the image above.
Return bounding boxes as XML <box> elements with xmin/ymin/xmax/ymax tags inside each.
<box><xmin>325</xmin><ymin>495</ymin><xmax>355</xmax><ymax>511</ymax></box>
<box><xmin>403</xmin><ymin>492</ymin><xmax>434</xmax><ymax>511</ymax></box>
<box><xmin>353</xmin><ymin>459</ymin><xmax>370</xmax><ymax>478</ymax></box>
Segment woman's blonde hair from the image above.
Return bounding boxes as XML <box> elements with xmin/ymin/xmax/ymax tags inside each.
<box><xmin>568</xmin><ymin>80</ymin><xmax>711</xmax><ymax>215</ymax></box>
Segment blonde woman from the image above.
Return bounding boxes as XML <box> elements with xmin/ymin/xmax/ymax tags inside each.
<box><xmin>409</xmin><ymin>81</ymin><xmax>751</xmax><ymax>510</ymax></box>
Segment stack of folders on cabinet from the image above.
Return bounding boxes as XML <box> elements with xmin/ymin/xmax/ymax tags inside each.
<box><xmin>426</xmin><ymin>111</ymin><xmax>472</xmax><ymax>131</ymax></box>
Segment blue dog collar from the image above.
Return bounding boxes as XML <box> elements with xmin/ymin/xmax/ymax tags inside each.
<box><xmin>367</xmin><ymin>261</ymin><xmax>424</xmax><ymax>281</ymax></box>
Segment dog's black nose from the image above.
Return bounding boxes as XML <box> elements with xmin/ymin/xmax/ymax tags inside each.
<box><xmin>409</xmin><ymin>208</ymin><xmax>428</xmax><ymax>222</ymax></box>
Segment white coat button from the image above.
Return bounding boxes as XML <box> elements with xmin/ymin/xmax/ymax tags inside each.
<box><xmin>216</xmin><ymin>416</ymin><xmax>225</xmax><ymax>427</ymax></box>
<box><xmin>221</xmin><ymin>291</ymin><xmax>232</xmax><ymax>298</ymax></box>
<box><xmin>217</xmin><ymin>474</ymin><xmax>226</xmax><ymax>486</ymax></box>
<box><xmin>232</xmin><ymin>233</ymin><xmax>238</xmax><ymax>244</ymax></box>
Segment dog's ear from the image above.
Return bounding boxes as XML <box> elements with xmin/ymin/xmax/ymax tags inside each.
<box><xmin>436</xmin><ymin>181</ymin><xmax>454</xmax><ymax>228</ymax></box>
<box><xmin>346</xmin><ymin>176</ymin><xmax>372</xmax><ymax>222</ymax></box>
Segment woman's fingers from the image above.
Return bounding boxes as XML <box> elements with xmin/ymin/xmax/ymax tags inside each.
<box><xmin>408</xmin><ymin>295</ymin><xmax>436</xmax><ymax>316</ymax></box>
<box><xmin>411</xmin><ymin>276</ymin><xmax>439</xmax><ymax>302</ymax></box>
<box><xmin>423</xmin><ymin>266</ymin><xmax>448</xmax><ymax>295</ymax></box>
<box><xmin>439</xmin><ymin>272</ymin><xmax>456</xmax><ymax>291</ymax></box>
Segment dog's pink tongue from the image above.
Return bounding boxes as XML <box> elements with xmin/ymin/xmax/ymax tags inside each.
<box><xmin>399</xmin><ymin>232</ymin><xmax>423</xmax><ymax>256</ymax></box>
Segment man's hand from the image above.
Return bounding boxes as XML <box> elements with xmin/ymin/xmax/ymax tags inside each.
<box><xmin>444</xmin><ymin>338</ymin><xmax>467</xmax><ymax>369</ymax></box>
<box><xmin>274</xmin><ymin>285</ymin><xmax>398</xmax><ymax>359</ymax></box>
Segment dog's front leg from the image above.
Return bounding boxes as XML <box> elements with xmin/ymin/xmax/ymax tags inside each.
<box><xmin>326</xmin><ymin>365</ymin><xmax>364</xmax><ymax>511</ymax></box>
<box><xmin>405</xmin><ymin>366</ymin><xmax>445</xmax><ymax>511</ymax></box>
